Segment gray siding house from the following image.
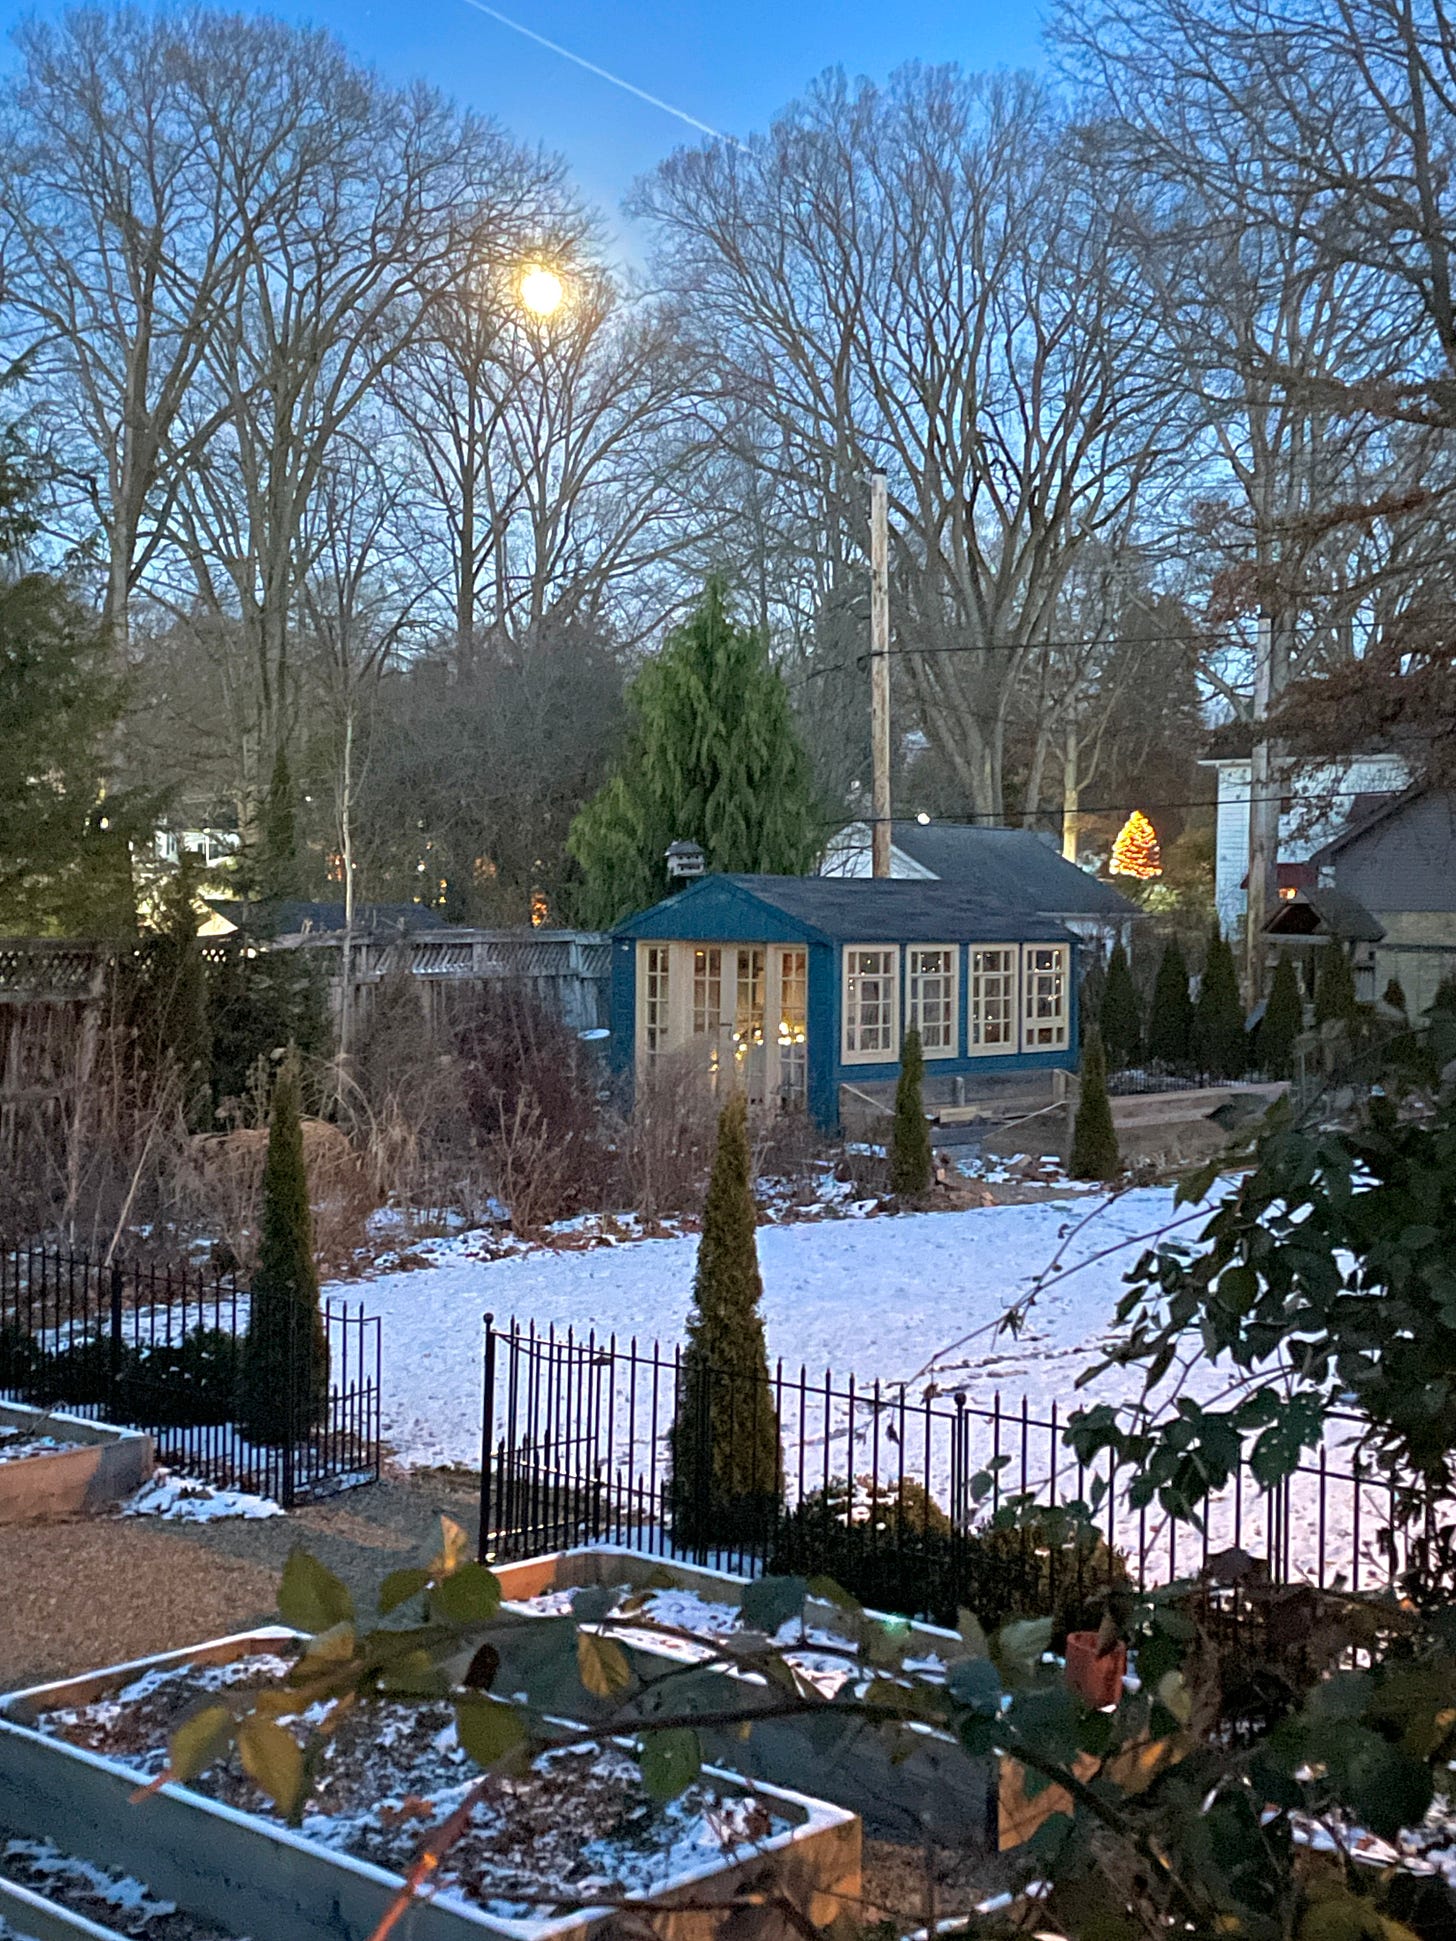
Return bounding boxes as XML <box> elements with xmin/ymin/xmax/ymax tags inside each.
<box><xmin>1307</xmin><ymin>789</ymin><xmax>1456</xmax><ymax>1013</ymax></box>
<box><xmin>821</xmin><ymin>821</ymin><xmax>1137</xmax><ymax>957</ymax></box>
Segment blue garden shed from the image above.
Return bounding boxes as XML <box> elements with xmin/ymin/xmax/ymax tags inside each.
<box><xmin>611</xmin><ymin>874</ymin><xmax>1079</xmax><ymax>1132</ymax></box>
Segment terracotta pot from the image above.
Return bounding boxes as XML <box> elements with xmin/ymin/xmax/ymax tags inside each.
<box><xmin>1064</xmin><ymin>1630</ymin><xmax>1127</xmax><ymax>1707</ymax></box>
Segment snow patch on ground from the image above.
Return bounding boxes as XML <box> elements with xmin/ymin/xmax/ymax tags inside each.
<box><xmin>121</xmin><ymin>1469</ymin><xmax>284</xmax><ymax>1522</ymax></box>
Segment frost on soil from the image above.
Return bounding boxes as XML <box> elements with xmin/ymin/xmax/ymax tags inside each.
<box><xmin>35</xmin><ymin>1652</ymin><xmax>786</xmax><ymax>1919</ymax></box>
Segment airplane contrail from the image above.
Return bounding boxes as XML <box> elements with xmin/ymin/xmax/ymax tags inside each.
<box><xmin>459</xmin><ymin>0</ymin><xmax>748</xmax><ymax>151</ymax></box>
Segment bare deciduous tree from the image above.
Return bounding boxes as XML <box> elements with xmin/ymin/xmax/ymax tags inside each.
<box><xmin>634</xmin><ymin>67</ymin><xmax>1179</xmax><ymax>820</ymax></box>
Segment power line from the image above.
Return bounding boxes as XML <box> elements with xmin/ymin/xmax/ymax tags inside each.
<box><xmin>783</xmin><ymin>628</ymin><xmax>1256</xmax><ymax>688</ymax></box>
<box><xmin>813</xmin><ymin>782</ymin><xmax>1409</xmax><ymax>833</ymax></box>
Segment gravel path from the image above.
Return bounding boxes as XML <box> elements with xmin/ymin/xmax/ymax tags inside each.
<box><xmin>0</xmin><ymin>1472</ymin><xmax>481</xmax><ymax>1694</ymax></box>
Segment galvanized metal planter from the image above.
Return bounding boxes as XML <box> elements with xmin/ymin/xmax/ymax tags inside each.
<box><xmin>0</xmin><ymin>1629</ymin><xmax>859</xmax><ymax>1941</ymax></box>
<box><xmin>0</xmin><ymin>1404</ymin><xmax>152</xmax><ymax>1524</ymax></box>
<box><xmin>491</xmin><ymin>1547</ymin><xmax>994</xmax><ymax>1846</ymax></box>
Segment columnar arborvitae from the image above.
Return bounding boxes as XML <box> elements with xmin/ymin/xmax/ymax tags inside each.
<box><xmin>1382</xmin><ymin>977</ymin><xmax>1408</xmax><ymax>1014</ymax></box>
<box><xmin>1098</xmin><ymin>941</ymin><xmax>1142</xmax><ymax>1071</ymax></box>
<box><xmin>240</xmin><ymin>1056</ymin><xmax>329</xmax><ymax>1445</ymax></box>
<box><xmin>1314</xmin><ymin>945</ymin><xmax>1360</xmax><ymax>1026</ymax></box>
<box><xmin>1257</xmin><ymin>952</ymin><xmax>1304</xmax><ymax>1080</ymax></box>
<box><xmin>1191</xmin><ymin>924</ymin><xmax>1247</xmax><ymax>1078</ymax></box>
<box><xmin>1070</xmin><ymin>1027</ymin><xmax>1121</xmax><ymax>1182</ymax></box>
<box><xmin>670</xmin><ymin>1091</ymin><xmax>783</xmax><ymax>1547</ymax></box>
<box><xmin>1431</xmin><ymin>974</ymin><xmax>1456</xmax><ymax>1017</ymax></box>
<box><xmin>1146</xmin><ymin>939</ymin><xmax>1193</xmax><ymax>1069</ymax></box>
<box><xmin>890</xmin><ymin>1028</ymin><xmax>933</xmax><ymax>1198</ymax></box>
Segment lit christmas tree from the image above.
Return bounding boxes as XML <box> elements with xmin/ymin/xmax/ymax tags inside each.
<box><xmin>1110</xmin><ymin>810</ymin><xmax>1163</xmax><ymax>880</ymax></box>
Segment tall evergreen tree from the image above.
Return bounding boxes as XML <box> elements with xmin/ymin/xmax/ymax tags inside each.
<box><xmin>1098</xmin><ymin>941</ymin><xmax>1142</xmax><ymax>1071</ymax></box>
<box><xmin>1192</xmin><ymin>924</ymin><xmax>1247</xmax><ymax>1078</ymax></box>
<box><xmin>1070</xmin><ymin>1027</ymin><xmax>1121</xmax><ymax>1181</ymax></box>
<box><xmin>670</xmin><ymin>1090</ymin><xmax>783</xmax><ymax>1548</ymax></box>
<box><xmin>890</xmin><ymin>1028</ymin><xmax>933</xmax><ymax>1198</ymax></box>
<box><xmin>1146</xmin><ymin>939</ymin><xmax>1193</xmax><ymax>1069</ymax></box>
<box><xmin>0</xmin><ymin>398</ymin><xmax>145</xmax><ymax>935</ymax></box>
<box><xmin>144</xmin><ymin>850</ymin><xmax>213</xmax><ymax>1129</ymax></box>
<box><xmin>239</xmin><ymin>1056</ymin><xmax>329</xmax><ymax>1445</ymax></box>
<box><xmin>1257</xmin><ymin>952</ymin><xmax>1304</xmax><ymax>1080</ymax></box>
<box><xmin>1314</xmin><ymin>945</ymin><xmax>1359</xmax><ymax>1026</ymax></box>
<box><xmin>254</xmin><ymin>745</ymin><xmax>302</xmax><ymax>902</ymax></box>
<box><xmin>568</xmin><ymin>578</ymin><xmax>820</xmax><ymax>927</ymax></box>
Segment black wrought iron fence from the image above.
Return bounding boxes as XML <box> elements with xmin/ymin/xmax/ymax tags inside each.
<box><xmin>1</xmin><ymin>1244</ymin><xmax>380</xmax><ymax>1506</ymax></box>
<box><xmin>479</xmin><ymin>1313</ymin><xmax>1414</xmax><ymax>1623</ymax></box>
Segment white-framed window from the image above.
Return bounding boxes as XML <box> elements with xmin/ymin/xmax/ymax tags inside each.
<box><xmin>970</xmin><ymin>947</ymin><xmax>1018</xmax><ymax>1054</ymax></box>
<box><xmin>907</xmin><ymin>946</ymin><xmax>958</xmax><ymax>1056</ymax></box>
<box><xmin>642</xmin><ymin>944</ymin><xmax>672</xmax><ymax>1064</ymax></box>
<box><xmin>778</xmin><ymin>947</ymin><xmax>808</xmax><ymax>1105</ymax></box>
<box><xmin>842</xmin><ymin>945</ymin><xmax>899</xmax><ymax>1061</ymax></box>
<box><xmin>1022</xmin><ymin>943</ymin><xmax>1069</xmax><ymax>1049</ymax></box>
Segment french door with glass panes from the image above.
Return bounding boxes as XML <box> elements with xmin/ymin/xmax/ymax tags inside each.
<box><xmin>681</xmin><ymin>942</ymin><xmax>806</xmax><ymax>1108</ymax></box>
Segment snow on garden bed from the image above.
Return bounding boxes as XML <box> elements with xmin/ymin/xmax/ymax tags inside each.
<box><xmin>30</xmin><ymin>1651</ymin><xmax>788</xmax><ymax>1921</ymax></box>
<box><xmin>0</xmin><ymin>1434</ymin><xmax>88</xmax><ymax>1464</ymax></box>
<box><xmin>508</xmin><ymin>1582</ymin><xmax>943</xmax><ymax>1700</ymax></box>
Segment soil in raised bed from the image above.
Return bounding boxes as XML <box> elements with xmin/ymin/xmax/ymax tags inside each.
<box><xmin>0</xmin><ymin>1835</ymin><xmax>240</xmax><ymax>1941</ymax></box>
<box><xmin>35</xmin><ymin>1653</ymin><xmax>787</xmax><ymax>1921</ymax></box>
<box><xmin>0</xmin><ymin>1432</ymin><xmax>88</xmax><ymax>1463</ymax></box>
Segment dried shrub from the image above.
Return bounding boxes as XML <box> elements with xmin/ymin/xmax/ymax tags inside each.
<box><xmin>456</xmin><ymin>983</ymin><xmax>608</xmax><ymax>1228</ymax></box>
<box><xmin>603</xmin><ymin>1049</ymin><xmax>721</xmax><ymax>1223</ymax></box>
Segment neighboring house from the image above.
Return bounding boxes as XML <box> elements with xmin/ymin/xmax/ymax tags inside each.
<box><xmin>153</xmin><ymin>827</ymin><xmax>241</xmax><ymax>872</ymax></box>
<box><xmin>611</xmin><ymin>873</ymin><xmax>1079</xmax><ymax>1133</ymax></box>
<box><xmin>820</xmin><ymin>820</ymin><xmax>1137</xmax><ymax>957</ymax></box>
<box><xmin>1200</xmin><ymin>736</ymin><xmax>1410</xmax><ymax>933</ymax></box>
<box><xmin>1302</xmin><ymin>788</ymin><xmax>1456</xmax><ymax>1014</ymax></box>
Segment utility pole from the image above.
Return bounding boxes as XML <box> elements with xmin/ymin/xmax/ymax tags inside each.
<box><xmin>870</xmin><ymin>470</ymin><xmax>892</xmax><ymax>878</ymax></box>
<box><xmin>1245</xmin><ymin>607</ymin><xmax>1288</xmax><ymax>1001</ymax></box>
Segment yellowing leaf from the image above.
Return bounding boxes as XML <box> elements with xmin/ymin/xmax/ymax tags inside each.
<box><xmin>431</xmin><ymin>1516</ymin><xmax>470</xmax><ymax>1578</ymax></box>
<box><xmin>168</xmin><ymin>1703</ymin><xmax>234</xmax><ymax>1784</ymax></box>
<box><xmin>577</xmin><ymin>1629</ymin><xmax>632</xmax><ymax>1698</ymax></box>
<box><xmin>237</xmin><ymin>1716</ymin><xmax>306</xmax><ymax>1822</ymax></box>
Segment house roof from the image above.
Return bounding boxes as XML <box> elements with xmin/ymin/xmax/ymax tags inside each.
<box><xmin>618</xmin><ymin>874</ymin><xmax>1076</xmax><ymax>946</ymax></box>
<box><xmin>207</xmin><ymin>899</ymin><xmax>450</xmax><ymax>938</ymax></box>
<box><xmin>833</xmin><ymin>822</ymin><xmax>1138</xmax><ymax>919</ymax></box>
<box><xmin>1309</xmin><ymin>785</ymin><xmax>1429</xmax><ymax>864</ymax></box>
<box><xmin>1264</xmin><ymin>887</ymin><xmax>1386</xmax><ymax>944</ymax></box>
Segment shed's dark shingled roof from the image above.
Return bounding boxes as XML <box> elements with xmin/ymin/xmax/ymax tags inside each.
<box><xmin>876</xmin><ymin>823</ymin><xmax>1137</xmax><ymax>919</ymax></box>
<box><xmin>716</xmin><ymin>875</ymin><xmax>1074</xmax><ymax>944</ymax></box>
<box><xmin>1265</xmin><ymin>888</ymin><xmax>1386</xmax><ymax>944</ymax></box>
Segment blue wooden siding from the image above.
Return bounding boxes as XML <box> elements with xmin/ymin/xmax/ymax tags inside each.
<box><xmin>610</xmin><ymin>873</ymin><xmax>1079</xmax><ymax>1132</ymax></box>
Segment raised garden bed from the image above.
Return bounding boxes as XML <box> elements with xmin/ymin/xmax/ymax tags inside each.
<box><xmin>490</xmin><ymin>1548</ymin><xmax>994</xmax><ymax>1845</ymax></box>
<box><xmin>0</xmin><ymin>1406</ymin><xmax>152</xmax><ymax>1525</ymax></box>
<box><xmin>0</xmin><ymin>1837</ymin><xmax>238</xmax><ymax>1941</ymax></box>
<box><xmin>0</xmin><ymin>1630</ymin><xmax>858</xmax><ymax>1941</ymax></box>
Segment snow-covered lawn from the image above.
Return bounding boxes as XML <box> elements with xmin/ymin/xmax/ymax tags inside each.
<box><xmin>340</xmin><ymin>1188</ymin><xmax>1209</xmax><ymax>1472</ymax></box>
<box><xmin>342</xmin><ymin>1187</ymin><xmax>1396</xmax><ymax>1587</ymax></box>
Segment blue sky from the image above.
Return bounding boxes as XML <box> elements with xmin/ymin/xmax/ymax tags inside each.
<box><xmin>0</xmin><ymin>0</ymin><xmax>1049</xmax><ymax>251</ymax></box>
